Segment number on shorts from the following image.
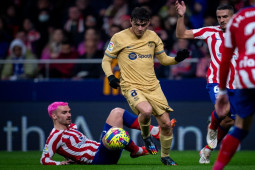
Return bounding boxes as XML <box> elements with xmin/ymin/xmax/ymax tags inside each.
<box><xmin>214</xmin><ymin>85</ymin><xmax>219</xmax><ymax>93</ymax></box>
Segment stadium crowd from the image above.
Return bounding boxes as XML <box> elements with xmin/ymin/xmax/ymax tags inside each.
<box><xmin>0</xmin><ymin>0</ymin><xmax>247</xmax><ymax>80</ymax></box>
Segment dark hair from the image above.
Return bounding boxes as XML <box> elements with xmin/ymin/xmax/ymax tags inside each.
<box><xmin>217</xmin><ymin>4</ymin><xmax>234</xmax><ymax>12</ymax></box>
<box><xmin>131</xmin><ymin>7</ymin><xmax>151</xmax><ymax>23</ymax></box>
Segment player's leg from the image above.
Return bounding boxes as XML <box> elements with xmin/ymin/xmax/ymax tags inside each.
<box><xmin>213</xmin><ymin>89</ymin><xmax>255</xmax><ymax>170</ymax></box>
<box><xmin>206</xmin><ymin>84</ymin><xmax>229</xmax><ymax>149</ymax></box>
<box><xmin>106</xmin><ymin>107</ymin><xmax>161</xmax><ymax>140</ymax></box>
<box><xmin>213</xmin><ymin>116</ymin><xmax>251</xmax><ymax>170</ymax></box>
<box><xmin>104</xmin><ymin>108</ymin><xmax>149</xmax><ymax>158</ymax></box>
<box><xmin>123</xmin><ymin>88</ymin><xmax>158</xmax><ymax>154</ymax></box>
<box><xmin>199</xmin><ymin>117</ymin><xmax>233</xmax><ymax>164</ymax></box>
<box><xmin>122</xmin><ymin>108</ymin><xmax>161</xmax><ymax>139</ymax></box>
<box><xmin>136</xmin><ymin>101</ymin><xmax>158</xmax><ymax>154</ymax></box>
<box><xmin>156</xmin><ymin>112</ymin><xmax>177</xmax><ymax>166</ymax></box>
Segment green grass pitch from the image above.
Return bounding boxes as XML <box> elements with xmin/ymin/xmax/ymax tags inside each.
<box><xmin>0</xmin><ymin>150</ymin><xmax>255</xmax><ymax>170</ymax></box>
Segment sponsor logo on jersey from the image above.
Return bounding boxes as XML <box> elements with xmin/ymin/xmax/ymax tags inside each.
<box><xmin>239</xmin><ymin>56</ymin><xmax>255</xmax><ymax>68</ymax></box>
<box><xmin>128</xmin><ymin>52</ymin><xmax>137</xmax><ymax>60</ymax></box>
<box><xmin>138</xmin><ymin>54</ymin><xmax>153</xmax><ymax>59</ymax></box>
<box><xmin>107</xmin><ymin>42</ymin><xmax>114</xmax><ymax>52</ymax></box>
<box><xmin>128</xmin><ymin>52</ymin><xmax>153</xmax><ymax>60</ymax></box>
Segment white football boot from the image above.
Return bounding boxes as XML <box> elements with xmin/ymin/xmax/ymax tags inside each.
<box><xmin>199</xmin><ymin>147</ymin><xmax>212</xmax><ymax>164</ymax></box>
<box><xmin>206</xmin><ymin>124</ymin><xmax>218</xmax><ymax>149</ymax></box>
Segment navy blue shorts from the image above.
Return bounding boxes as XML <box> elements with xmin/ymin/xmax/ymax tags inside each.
<box><xmin>206</xmin><ymin>83</ymin><xmax>236</xmax><ymax>120</ymax></box>
<box><xmin>233</xmin><ymin>89</ymin><xmax>255</xmax><ymax>119</ymax></box>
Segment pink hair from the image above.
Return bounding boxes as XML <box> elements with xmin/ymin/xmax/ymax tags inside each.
<box><xmin>48</xmin><ymin>102</ymin><xmax>68</xmax><ymax>118</ymax></box>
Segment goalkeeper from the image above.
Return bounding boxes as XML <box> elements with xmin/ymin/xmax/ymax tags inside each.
<box><xmin>40</xmin><ymin>102</ymin><xmax>175</xmax><ymax>165</ymax></box>
<box><xmin>102</xmin><ymin>7</ymin><xmax>189</xmax><ymax>165</ymax></box>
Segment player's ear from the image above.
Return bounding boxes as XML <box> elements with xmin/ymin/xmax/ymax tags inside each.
<box><xmin>51</xmin><ymin>111</ymin><xmax>57</xmax><ymax>120</ymax></box>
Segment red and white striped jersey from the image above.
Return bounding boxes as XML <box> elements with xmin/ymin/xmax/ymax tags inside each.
<box><xmin>222</xmin><ymin>6</ymin><xmax>255</xmax><ymax>89</ymax></box>
<box><xmin>40</xmin><ymin>123</ymin><xmax>100</xmax><ymax>165</ymax></box>
<box><xmin>193</xmin><ymin>26</ymin><xmax>237</xmax><ymax>89</ymax></box>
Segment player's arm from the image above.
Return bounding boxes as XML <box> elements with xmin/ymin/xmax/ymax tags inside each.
<box><xmin>40</xmin><ymin>134</ymin><xmax>63</xmax><ymax>165</ymax></box>
<box><xmin>156</xmin><ymin>49</ymin><xmax>190</xmax><ymax>66</ymax></box>
<box><xmin>215</xmin><ymin>47</ymin><xmax>234</xmax><ymax>117</ymax></box>
<box><xmin>175</xmin><ymin>0</ymin><xmax>194</xmax><ymax>39</ymax></box>
<box><xmin>102</xmin><ymin>54</ymin><xmax>120</xmax><ymax>89</ymax></box>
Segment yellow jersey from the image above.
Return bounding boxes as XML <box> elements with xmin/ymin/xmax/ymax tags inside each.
<box><xmin>104</xmin><ymin>28</ymin><xmax>165</xmax><ymax>91</ymax></box>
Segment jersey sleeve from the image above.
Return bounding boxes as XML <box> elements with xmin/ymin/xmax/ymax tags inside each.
<box><xmin>154</xmin><ymin>33</ymin><xmax>165</xmax><ymax>55</ymax></box>
<box><xmin>104</xmin><ymin>34</ymin><xmax>121</xmax><ymax>59</ymax></box>
<box><xmin>102</xmin><ymin>34</ymin><xmax>122</xmax><ymax>77</ymax></box>
<box><xmin>193</xmin><ymin>26</ymin><xmax>220</xmax><ymax>40</ymax></box>
<box><xmin>40</xmin><ymin>131</ymin><xmax>62</xmax><ymax>165</ymax></box>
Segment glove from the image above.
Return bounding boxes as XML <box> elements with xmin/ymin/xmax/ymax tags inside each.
<box><xmin>175</xmin><ymin>49</ymin><xmax>190</xmax><ymax>62</ymax></box>
<box><xmin>108</xmin><ymin>75</ymin><xmax>120</xmax><ymax>89</ymax></box>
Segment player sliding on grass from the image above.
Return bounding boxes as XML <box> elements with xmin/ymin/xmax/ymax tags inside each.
<box><xmin>175</xmin><ymin>1</ymin><xmax>237</xmax><ymax>164</ymax></box>
<box><xmin>102</xmin><ymin>6</ymin><xmax>189</xmax><ymax>166</ymax></box>
<box><xmin>40</xmin><ymin>102</ymin><xmax>176</xmax><ymax>165</ymax></box>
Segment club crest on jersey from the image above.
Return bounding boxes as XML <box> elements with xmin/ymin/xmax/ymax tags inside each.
<box><xmin>128</xmin><ymin>52</ymin><xmax>137</xmax><ymax>60</ymax></box>
<box><xmin>148</xmin><ymin>41</ymin><xmax>155</xmax><ymax>48</ymax></box>
<box><xmin>107</xmin><ymin>42</ymin><xmax>114</xmax><ymax>52</ymax></box>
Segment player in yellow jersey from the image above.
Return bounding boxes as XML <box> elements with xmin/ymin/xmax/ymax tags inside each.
<box><xmin>102</xmin><ymin>7</ymin><xmax>189</xmax><ymax>165</ymax></box>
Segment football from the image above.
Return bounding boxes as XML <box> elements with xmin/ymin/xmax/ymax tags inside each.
<box><xmin>104</xmin><ymin>127</ymin><xmax>130</xmax><ymax>150</ymax></box>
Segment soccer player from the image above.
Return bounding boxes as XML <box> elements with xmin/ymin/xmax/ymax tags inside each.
<box><xmin>213</xmin><ymin>1</ymin><xmax>255</xmax><ymax>169</ymax></box>
<box><xmin>175</xmin><ymin>1</ymin><xmax>237</xmax><ymax>164</ymax></box>
<box><xmin>102</xmin><ymin>7</ymin><xmax>189</xmax><ymax>165</ymax></box>
<box><xmin>40</xmin><ymin>102</ymin><xmax>169</xmax><ymax>165</ymax></box>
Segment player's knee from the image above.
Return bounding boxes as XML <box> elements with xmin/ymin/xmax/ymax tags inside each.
<box><xmin>108</xmin><ymin>108</ymin><xmax>124</xmax><ymax>120</ymax></box>
<box><xmin>160</xmin><ymin>120</ymin><xmax>172</xmax><ymax>131</ymax></box>
<box><xmin>140</xmin><ymin>108</ymin><xmax>152</xmax><ymax>118</ymax></box>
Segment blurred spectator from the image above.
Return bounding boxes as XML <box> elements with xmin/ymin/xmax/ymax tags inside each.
<box><xmin>39</xmin><ymin>29</ymin><xmax>64</xmax><ymax>77</ymax></box>
<box><xmin>22</xmin><ymin>18</ymin><xmax>41</xmax><ymax>57</ymax></box>
<box><xmin>33</xmin><ymin>8</ymin><xmax>53</xmax><ymax>57</ymax></box>
<box><xmin>195</xmin><ymin>41</ymin><xmax>210</xmax><ymax>78</ymax></box>
<box><xmin>102</xmin><ymin>0</ymin><xmax>128</xmax><ymax>34</ymax></box>
<box><xmin>120</xmin><ymin>15</ymin><xmax>131</xmax><ymax>29</ymax></box>
<box><xmin>41</xmin><ymin>29</ymin><xmax>64</xmax><ymax>60</ymax></box>
<box><xmin>168</xmin><ymin>39</ymin><xmax>196</xmax><ymax>79</ymax></box>
<box><xmin>75</xmin><ymin>0</ymin><xmax>97</xmax><ymax>18</ymax></box>
<box><xmin>72</xmin><ymin>39</ymin><xmax>103</xmax><ymax>79</ymax></box>
<box><xmin>2</xmin><ymin>5</ymin><xmax>20</xmax><ymax>37</ymax></box>
<box><xmin>84</xmin><ymin>15</ymin><xmax>98</xmax><ymax>29</ymax></box>
<box><xmin>161</xmin><ymin>5</ymin><xmax>177</xmax><ymax>49</ymax></box>
<box><xmin>189</xmin><ymin>0</ymin><xmax>207</xmax><ymax>29</ymax></box>
<box><xmin>203</xmin><ymin>15</ymin><xmax>217</xmax><ymax>26</ymax></box>
<box><xmin>150</xmin><ymin>15</ymin><xmax>168</xmax><ymax>43</ymax></box>
<box><xmin>64</xmin><ymin>6</ymin><xmax>85</xmax><ymax>47</ymax></box>
<box><xmin>1</xmin><ymin>39</ymin><xmax>38</xmax><ymax>80</ymax></box>
<box><xmin>77</xmin><ymin>27</ymin><xmax>104</xmax><ymax>56</ymax></box>
<box><xmin>49</xmin><ymin>39</ymin><xmax>78</xmax><ymax>78</ymax></box>
<box><xmin>0</xmin><ymin>17</ymin><xmax>11</xmax><ymax>59</ymax></box>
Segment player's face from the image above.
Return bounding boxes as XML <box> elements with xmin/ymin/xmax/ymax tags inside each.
<box><xmin>53</xmin><ymin>105</ymin><xmax>72</xmax><ymax>127</ymax></box>
<box><xmin>216</xmin><ymin>9</ymin><xmax>233</xmax><ymax>31</ymax></box>
<box><xmin>130</xmin><ymin>19</ymin><xmax>150</xmax><ymax>38</ymax></box>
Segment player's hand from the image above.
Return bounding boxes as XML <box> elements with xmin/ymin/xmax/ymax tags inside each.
<box><xmin>215</xmin><ymin>92</ymin><xmax>230</xmax><ymax>117</ymax></box>
<box><xmin>175</xmin><ymin>0</ymin><xmax>186</xmax><ymax>17</ymax></box>
<box><xmin>108</xmin><ymin>75</ymin><xmax>120</xmax><ymax>89</ymax></box>
<box><xmin>59</xmin><ymin>159</ymin><xmax>73</xmax><ymax>165</ymax></box>
<box><xmin>175</xmin><ymin>49</ymin><xmax>189</xmax><ymax>62</ymax></box>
